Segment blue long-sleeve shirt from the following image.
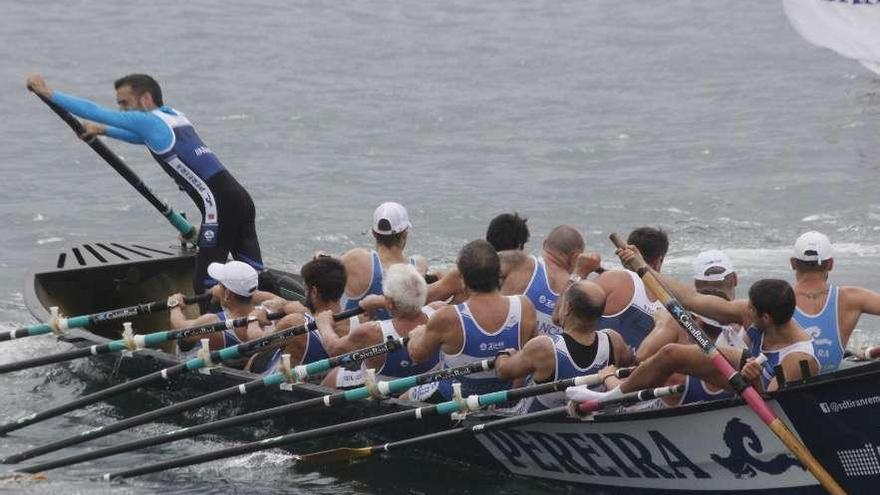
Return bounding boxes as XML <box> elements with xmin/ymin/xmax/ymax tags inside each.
<box><xmin>51</xmin><ymin>91</ymin><xmax>174</xmax><ymax>151</ymax></box>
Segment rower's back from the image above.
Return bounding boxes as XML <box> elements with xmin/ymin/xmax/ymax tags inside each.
<box><xmin>407</xmin><ymin>240</ymin><xmax>537</xmax><ymax>401</ymax></box>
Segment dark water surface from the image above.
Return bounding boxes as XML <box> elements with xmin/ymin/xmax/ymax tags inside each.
<box><xmin>1</xmin><ymin>0</ymin><xmax>879</xmax><ymax>493</ymax></box>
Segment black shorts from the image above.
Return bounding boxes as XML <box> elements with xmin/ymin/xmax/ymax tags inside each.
<box><xmin>193</xmin><ymin>174</ymin><xmax>263</xmax><ymax>295</ymax></box>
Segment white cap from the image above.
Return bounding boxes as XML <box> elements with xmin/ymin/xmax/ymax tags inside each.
<box><xmin>692</xmin><ymin>250</ymin><xmax>735</xmax><ymax>282</ymax></box>
<box><xmin>372</xmin><ymin>202</ymin><xmax>411</xmax><ymax>235</ymax></box>
<box><xmin>793</xmin><ymin>231</ymin><xmax>832</xmax><ymax>263</ymax></box>
<box><xmin>207</xmin><ymin>261</ymin><xmax>259</xmax><ymax>297</ymax></box>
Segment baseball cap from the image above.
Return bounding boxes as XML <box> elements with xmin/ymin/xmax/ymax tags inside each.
<box><xmin>372</xmin><ymin>202</ymin><xmax>411</xmax><ymax>235</ymax></box>
<box><xmin>793</xmin><ymin>231</ymin><xmax>833</xmax><ymax>263</ymax></box>
<box><xmin>692</xmin><ymin>250</ymin><xmax>735</xmax><ymax>282</ymax></box>
<box><xmin>207</xmin><ymin>261</ymin><xmax>259</xmax><ymax>297</ymax></box>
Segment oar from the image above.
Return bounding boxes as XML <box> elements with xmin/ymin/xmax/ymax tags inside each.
<box><xmin>16</xmin><ymin>359</ymin><xmax>497</xmax><ymax>473</ymax></box>
<box><xmin>298</xmin><ymin>369</ymin><xmax>650</xmax><ymax>465</ymax></box>
<box><xmin>609</xmin><ymin>233</ymin><xmax>846</xmax><ymax>495</ymax></box>
<box><xmin>3</xmin><ymin>337</ymin><xmax>405</xmax><ymax>464</ymax></box>
<box><xmin>32</xmin><ymin>91</ymin><xmax>196</xmax><ymax>242</ymax></box>
<box><xmin>0</xmin><ymin>307</ymin><xmax>284</xmax><ymax>375</ymax></box>
<box><xmin>0</xmin><ymin>307</ymin><xmax>363</xmax><ymax>438</ymax></box>
<box><xmin>101</xmin><ymin>367</ymin><xmax>635</xmax><ymax>480</ymax></box>
<box><xmin>0</xmin><ymin>294</ymin><xmax>210</xmax><ymax>343</ymax></box>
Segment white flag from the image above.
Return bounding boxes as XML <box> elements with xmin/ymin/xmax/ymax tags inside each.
<box><xmin>782</xmin><ymin>0</ymin><xmax>880</xmax><ymax>75</ymax></box>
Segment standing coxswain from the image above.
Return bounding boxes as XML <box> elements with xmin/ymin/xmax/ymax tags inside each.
<box><xmin>26</xmin><ymin>74</ymin><xmax>266</xmax><ymax>300</ymax></box>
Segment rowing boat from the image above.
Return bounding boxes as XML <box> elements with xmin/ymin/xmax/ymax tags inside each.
<box><xmin>22</xmin><ymin>241</ymin><xmax>458</xmax><ymax>443</ymax></box>
<box><xmin>21</xmin><ymin>241</ymin><xmax>880</xmax><ymax>493</ymax></box>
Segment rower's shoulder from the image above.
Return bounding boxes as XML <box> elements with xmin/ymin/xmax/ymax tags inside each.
<box><xmin>499</xmin><ymin>250</ymin><xmax>530</xmax><ymax>269</ymax></box>
<box><xmin>594</xmin><ymin>269</ymin><xmax>633</xmax><ymax>287</ymax></box>
<box><xmin>427</xmin><ymin>304</ymin><xmax>460</xmax><ymax>329</ymax></box>
<box><xmin>341</xmin><ymin>247</ymin><xmax>371</xmax><ymax>263</ymax></box>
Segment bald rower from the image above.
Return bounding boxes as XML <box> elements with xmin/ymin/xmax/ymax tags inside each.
<box><xmin>498</xmin><ymin>225</ymin><xmax>600</xmax><ymax>336</ymax></box>
<box><xmin>495</xmin><ymin>280</ymin><xmax>631</xmax><ymax>414</ymax></box>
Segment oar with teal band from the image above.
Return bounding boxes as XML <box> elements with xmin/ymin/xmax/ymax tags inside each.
<box><xmin>102</xmin><ymin>366</ymin><xmax>640</xmax><ymax>479</ymax></box>
<box><xmin>0</xmin><ymin>303</ymin><xmax>283</xmax><ymax>375</ymax></box>
<box><xmin>298</xmin><ymin>382</ymin><xmax>680</xmax><ymax>465</ymax></box>
<box><xmin>3</xmin><ymin>335</ymin><xmax>405</xmax><ymax>464</ymax></box>
<box><xmin>16</xmin><ymin>359</ymin><xmax>496</xmax><ymax>473</ymax></box>
<box><xmin>32</xmin><ymin>91</ymin><xmax>196</xmax><ymax>242</ymax></box>
<box><xmin>0</xmin><ymin>294</ymin><xmax>211</xmax><ymax>343</ymax></box>
<box><xmin>0</xmin><ymin>306</ymin><xmax>363</xmax><ymax>438</ymax></box>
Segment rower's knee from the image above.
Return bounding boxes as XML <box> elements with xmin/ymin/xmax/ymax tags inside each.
<box><xmin>654</xmin><ymin>343</ymin><xmax>688</xmax><ymax>372</ymax></box>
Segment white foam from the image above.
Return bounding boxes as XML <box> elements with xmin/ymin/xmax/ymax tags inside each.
<box><xmin>36</xmin><ymin>237</ymin><xmax>62</xmax><ymax>245</ymax></box>
<box><xmin>801</xmin><ymin>213</ymin><xmax>837</xmax><ymax>223</ymax></box>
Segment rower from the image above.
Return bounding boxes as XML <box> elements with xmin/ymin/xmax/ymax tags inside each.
<box><xmin>636</xmin><ymin>249</ymin><xmax>745</xmax><ymax>362</ymax></box>
<box><xmin>590</xmin><ymin>227</ymin><xmax>668</xmax><ymax>353</ymax></box>
<box><xmin>569</xmin><ymin>250</ymin><xmax>819</xmax><ymax>403</ymax></box>
<box><xmin>168</xmin><ymin>261</ymin><xmax>264</xmax><ymax>356</ymax></box>
<box><xmin>427</xmin><ymin>212</ymin><xmax>533</xmax><ymax>304</ymax></box>
<box><xmin>406</xmin><ymin>240</ymin><xmax>538</xmax><ymax>401</ymax></box>
<box><xmin>248</xmin><ymin>256</ymin><xmax>378</xmax><ymax>377</ymax></box>
<box><xmin>339</xmin><ymin>202</ymin><xmax>427</xmax><ymax>320</ymax></box>
<box><xmin>494</xmin><ymin>281</ymin><xmax>631</xmax><ymax>414</ymax></box>
<box><xmin>316</xmin><ymin>264</ymin><xmax>445</xmax><ymax>389</ymax></box>
<box><xmin>609</xmin><ymin>287</ymin><xmax>741</xmax><ymax>410</ymax></box>
<box><xmin>499</xmin><ymin>225</ymin><xmax>601</xmax><ymax>336</ymax></box>
<box><xmin>789</xmin><ymin>231</ymin><xmax>880</xmax><ymax>372</ymax></box>
<box><xmin>486</xmin><ymin>212</ymin><xmax>531</xmax><ymax>251</ymax></box>
<box><xmin>26</xmin><ymin>74</ymin><xmax>267</xmax><ymax>301</ymax></box>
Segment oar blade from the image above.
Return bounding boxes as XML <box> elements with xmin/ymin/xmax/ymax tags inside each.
<box><xmin>295</xmin><ymin>447</ymin><xmax>374</xmax><ymax>465</ymax></box>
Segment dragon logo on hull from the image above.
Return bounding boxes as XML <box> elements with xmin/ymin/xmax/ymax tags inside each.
<box><xmin>712</xmin><ymin>418</ymin><xmax>804</xmax><ymax>478</ymax></box>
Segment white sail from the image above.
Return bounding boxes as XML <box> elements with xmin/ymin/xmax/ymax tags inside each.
<box><xmin>782</xmin><ymin>0</ymin><xmax>880</xmax><ymax>75</ymax></box>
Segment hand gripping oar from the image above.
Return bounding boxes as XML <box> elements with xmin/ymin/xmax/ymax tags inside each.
<box><xmin>609</xmin><ymin>233</ymin><xmax>846</xmax><ymax>495</ymax></box>
<box><xmin>0</xmin><ymin>294</ymin><xmax>211</xmax><ymax>343</ymax></box>
<box><xmin>101</xmin><ymin>366</ymin><xmax>635</xmax><ymax>480</ymax></box>
<box><xmin>0</xmin><ymin>307</ymin><xmax>363</xmax><ymax>440</ymax></box>
<box><xmin>0</xmin><ymin>304</ymin><xmax>282</xmax><ymax>375</ymax></box>
<box><xmin>4</xmin><ymin>337</ymin><xmax>407</xmax><ymax>465</ymax></box>
<box><xmin>32</xmin><ymin>91</ymin><xmax>196</xmax><ymax>242</ymax></box>
<box><xmin>16</xmin><ymin>359</ymin><xmax>497</xmax><ymax>473</ymax></box>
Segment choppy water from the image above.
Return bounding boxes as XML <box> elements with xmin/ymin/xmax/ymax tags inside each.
<box><xmin>1</xmin><ymin>0</ymin><xmax>879</xmax><ymax>493</ymax></box>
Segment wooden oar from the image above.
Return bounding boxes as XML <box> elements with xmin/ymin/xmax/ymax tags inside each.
<box><xmin>16</xmin><ymin>359</ymin><xmax>497</xmax><ymax>473</ymax></box>
<box><xmin>100</xmin><ymin>367</ymin><xmax>634</xmax><ymax>480</ymax></box>
<box><xmin>3</xmin><ymin>337</ymin><xmax>406</xmax><ymax>464</ymax></box>
<box><xmin>298</xmin><ymin>373</ymin><xmax>662</xmax><ymax>465</ymax></box>
<box><xmin>0</xmin><ymin>307</ymin><xmax>363</xmax><ymax>438</ymax></box>
<box><xmin>609</xmin><ymin>233</ymin><xmax>845</xmax><ymax>495</ymax></box>
<box><xmin>0</xmin><ymin>294</ymin><xmax>210</xmax><ymax>343</ymax></box>
<box><xmin>0</xmin><ymin>307</ymin><xmax>284</xmax><ymax>375</ymax></box>
<box><xmin>32</xmin><ymin>91</ymin><xmax>197</xmax><ymax>242</ymax></box>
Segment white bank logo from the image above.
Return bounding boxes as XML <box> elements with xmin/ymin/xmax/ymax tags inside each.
<box><xmin>819</xmin><ymin>395</ymin><xmax>880</xmax><ymax>413</ymax></box>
